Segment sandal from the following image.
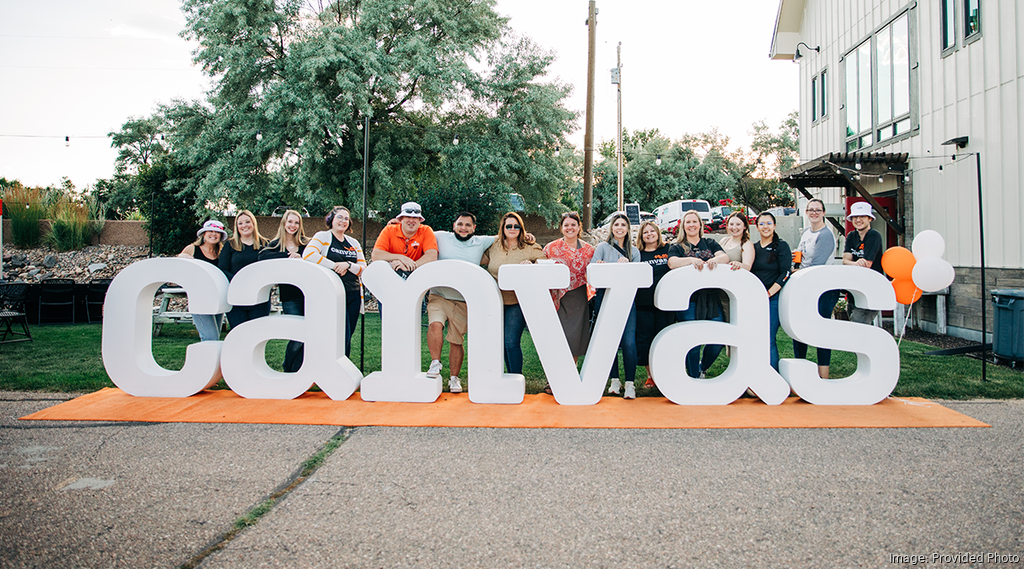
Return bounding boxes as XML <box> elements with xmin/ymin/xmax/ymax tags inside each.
<box><xmin>542</xmin><ymin>384</ymin><xmax>553</xmax><ymax>395</ymax></box>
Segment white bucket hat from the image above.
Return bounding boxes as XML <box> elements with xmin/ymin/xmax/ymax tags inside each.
<box><xmin>396</xmin><ymin>201</ymin><xmax>424</xmax><ymax>220</ymax></box>
<box><xmin>197</xmin><ymin>219</ymin><xmax>228</xmax><ymax>238</ymax></box>
<box><xmin>846</xmin><ymin>202</ymin><xmax>875</xmax><ymax>220</ymax></box>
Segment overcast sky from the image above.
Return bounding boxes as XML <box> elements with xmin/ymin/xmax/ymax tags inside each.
<box><xmin>0</xmin><ymin>0</ymin><xmax>796</xmax><ymax>190</ymax></box>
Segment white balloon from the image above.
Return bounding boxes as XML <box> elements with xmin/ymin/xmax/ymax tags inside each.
<box><xmin>912</xmin><ymin>230</ymin><xmax>945</xmax><ymax>259</ymax></box>
<box><xmin>912</xmin><ymin>257</ymin><xmax>956</xmax><ymax>293</ymax></box>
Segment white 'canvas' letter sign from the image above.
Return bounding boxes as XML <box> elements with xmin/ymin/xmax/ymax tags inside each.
<box><xmin>779</xmin><ymin>266</ymin><xmax>899</xmax><ymax>405</ymax></box>
<box><xmin>499</xmin><ymin>262</ymin><xmax>651</xmax><ymax>405</ymax></box>
<box><xmin>649</xmin><ymin>266</ymin><xmax>791</xmax><ymax>405</ymax></box>
<box><xmin>219</xmin><ymin>259</ymin><xmax>363</xmax><ymax>400</ymax></box>
<box><xmin>102</xmin><ymin>258</ymin><xmax>230</xmax><ymax>397</ymax></box>
<box><xmin>361</xmin><ymin>260</ymin><xmax>522</xmax><ymax>404</ymax></box>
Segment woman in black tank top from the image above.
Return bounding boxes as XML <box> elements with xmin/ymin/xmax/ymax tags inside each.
<box><xmin>178</xmin><ymin>220</ymin><xmax>229</xmax><ymax>341</ymax></box>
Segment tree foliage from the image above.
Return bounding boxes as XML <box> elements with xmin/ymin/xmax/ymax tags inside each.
<box><xmin>111</xmin><ymin>0</ymin><xmax>577</xmax><ymax>226</ymax></box>
<box><xmin>590</xmin><ymin>115</ymin><xmax>799</xmax><ymax>222</ymax></box>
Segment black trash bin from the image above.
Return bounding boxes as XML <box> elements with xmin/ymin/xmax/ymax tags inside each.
<box><xmin>991</xmin><ymin>289</ymin><xmax>1024</xmax><ymax>361</ymax></box>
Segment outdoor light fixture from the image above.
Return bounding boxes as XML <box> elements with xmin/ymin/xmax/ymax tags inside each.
<box><xmin>794</xmin><ymin>42</ymin><xmax>820</xmax><ymax>61</ymax></box>
<box><xmin>941</xmin><ymin>136</ymin><xmax>969</xmax><ymax>149</ymax></box>
<box><xmin>453</xmin><ymin>134</ymin><xmax>460</xmax><ymax>145</ymax></box>
<box><xmin>656</xmin><ymin>155</ymin><xmax>662</xmax><ymax>166</ymax></box>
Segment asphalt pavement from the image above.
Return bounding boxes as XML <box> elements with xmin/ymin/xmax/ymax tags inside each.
<box><xmin>1</xmin><ymin>393</ymin><xmax>1021</xmax><ymax>568</ymax></box>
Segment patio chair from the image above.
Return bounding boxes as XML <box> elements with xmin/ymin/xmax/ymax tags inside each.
<box><xmin>86</xmin><ymin>278</ymin><xmax>112</xmax><ymax>324</ymax></box>
<box><xmin>38</xmin><ymin>278</ymin><xmax>76</xmax><ymax>325</ymax></box>
<box><xmin>0</xmin><ymin>282</ymin><xmax>33</xmax><ymax>343</ymax></box>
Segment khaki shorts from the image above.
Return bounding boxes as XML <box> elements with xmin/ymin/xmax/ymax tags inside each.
<box><xmin>426</xmin><ymin>294</ymin><xmax>468</xmax><ymax>344</ymax></box>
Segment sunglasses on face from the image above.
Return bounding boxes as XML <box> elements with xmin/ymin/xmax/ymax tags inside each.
<box><xmin>401</xmin><ymin>208</ymin><xmax>421</xmax><ymax>216</ymax></box>
<box><xmin>504</xmin><ymin>223</ymin><xmax>521</xmax><ymax>230</ymax></box>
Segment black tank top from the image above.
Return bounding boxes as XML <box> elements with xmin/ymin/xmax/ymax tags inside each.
<box><xmin>193</xmin><ymin>246</ymin><xmax>219</xmax><ymax>265</ymax></box>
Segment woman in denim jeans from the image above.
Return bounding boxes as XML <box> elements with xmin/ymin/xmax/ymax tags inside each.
<box><xmin>751</xmin><ymin>212</ymin><xmax>792</xmax><ymax>372</ymax></box>
<box><xmin>177</xmin><ymin>220</ymin><xmax>228</xmax><ymax>341</ymax></box>
<box><xmin>590</xmin><ymin>212</ymin><xmax>641</xmax><ymax>399</ymax></box>
<box><xmin>484</xmin><ymin>212</ymin><xmax>545</xmax><ymax>376</ymax></box>
<box><xmin>259</xmin><ymin>210</ymin><xmax>309</xmax><ymax>372</ymax></box>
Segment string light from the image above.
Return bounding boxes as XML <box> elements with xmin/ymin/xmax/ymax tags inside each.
<box><xmin>65</xmin><ymin>136</ymin><xmax>70</xmax><ymax>147</ymax></box>
<box><xmin>855</xmin><ymin>161</ymin><xmax>862</xmax><ymax>170</ymax></box>
<box><xmin>554</xmin><ymin>146</ymin><xmax>560</xmax><ymax>157</ymax></box>
<box><xmin>452</xmin><ymin>134</ymin><xmax>459</xmax><ymax>145</ymax></box>
<box><xmin>256</xmin><ymin>130</ymin><xmax>262</xmax><ymax>141</ymax></box>
<box><xmin>656</xmin><ymin>154</ymin><xmax>662</xmax><ymax>166</ymax></box>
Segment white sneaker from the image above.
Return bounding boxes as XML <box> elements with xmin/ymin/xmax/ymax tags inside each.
<box><xmin>607</xmin><ymin>379</ymin><xmax>621</xmax><ymax>394</ymax></box>
<box><xmin>427</xmin><ymin>359</ymin><xmax>442</xmax><ymax>379</ymax></box>
<box><xmin>623</xmin><ymin>382</ymin><xmax>636</xmax><ymax>400</ymax></box>
<box><xmin>448</xmin><ymin>376</ymin><xmax>462</xmax><ymax>393</ymax></box>
<box><xmin>698</xmin><ymin>371</ymin><xmax>706</xmax><ymax>380</ymax></box>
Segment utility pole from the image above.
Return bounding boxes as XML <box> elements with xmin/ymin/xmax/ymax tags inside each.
<box><xmin>613</xmin><ymin>42</ymin><xmax>623</xmax><ymax>212</ymax></box>
<box><xmin>582</xmin><ymin>1</ymin><xmax>597</xmax><ymax>230</ymax></box>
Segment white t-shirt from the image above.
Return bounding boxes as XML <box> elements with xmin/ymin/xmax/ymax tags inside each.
<box><xmin>431</xmin><ymin>231</ymin><xmax>497</xmax><ymax>301</ymax></box>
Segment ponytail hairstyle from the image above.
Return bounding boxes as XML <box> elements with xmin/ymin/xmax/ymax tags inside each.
<box><xmin>756</xmin><ymin>211</ymin><xmax>779</xmax><ymax>263</ymax></box>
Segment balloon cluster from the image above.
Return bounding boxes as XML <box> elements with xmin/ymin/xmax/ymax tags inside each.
<box><xmin>881</xmin><ymin>230</ymin><xmax>956</xmax><ymax>304</ymax></box>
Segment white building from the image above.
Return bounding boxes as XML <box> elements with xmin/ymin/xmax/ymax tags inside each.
<box><xmin>770</xmin><ymin>0</ymin><xmax>1024</xmax><ymax>342</ymax></box>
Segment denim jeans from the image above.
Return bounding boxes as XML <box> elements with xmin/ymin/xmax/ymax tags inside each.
<box><xmin>792</xmin><ymin>289</ymin><xmax>840</xmax><ymax>367</ymax></box>
<box><xmin>768</xmin><ymin>294</ymin><xmax>781</xmax><ymax>371</ymax></box>
<box><xmin>636</xmin><ymin>306</ymin><xmax>673</xmax><ymax>367</ymax></box>
<box><xmin>280</xmin><ymin>298</ymin><xmax>304</xmax><ymax>373</ymax></box>
<box><xmin>192</xmin><ymin>313</ymin><xmax>223</xmax><ymax>342</ymax></box>
<box><xmin>226</xmin><ymin>301</ymin><xmax>271</xmax><ymax>330</ymax></box>
<box><xmin>676</xmin><ymin>299</ymin><xmax>724</xmax><ymax>378</ymax></box>
<box><xmin>503</xmin><ymin>303</ymin><xmax>528</xmax><ymax>374</ymax></box>
<box><xmin>593</xmin><ymin>290</ymin><xmax>638</xmax><ymax>382</ymax></box>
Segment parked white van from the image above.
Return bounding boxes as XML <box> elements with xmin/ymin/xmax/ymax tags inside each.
<box><xmin>653</xmin><ymin>199</ymin><xmax>713</xmax><ymax>231</ymax></box>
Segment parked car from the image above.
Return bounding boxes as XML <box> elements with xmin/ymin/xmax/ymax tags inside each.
<box><xmin>709</xmin><ymin>205</ymin><xmax>757</xmax><ymax>230</ymax></box>
<box><xmin>653</xmin><ymin>199</ymin><xmax>712</xmax><ymax>231</ymax></box>
<box><xmin>764</xmin><ymin>206</ymin><xmax>798</xmax><ymax>218</ymax></box>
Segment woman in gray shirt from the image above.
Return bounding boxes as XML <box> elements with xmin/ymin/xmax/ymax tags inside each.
<box><xmin>792</xmin><ymin>198</ymin><xmax>839</xmax><ymax>379</ymax></box>
<box><xmin>590</xmin><ymin>212</ymin><xmax>641</xmax><ymax>399</ymax></box>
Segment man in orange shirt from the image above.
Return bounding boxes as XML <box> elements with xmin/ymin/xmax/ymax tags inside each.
<box><xmin>371</xmin><ymin>202</ymin><xmax>439</xmax><ymax>277</ymax></box>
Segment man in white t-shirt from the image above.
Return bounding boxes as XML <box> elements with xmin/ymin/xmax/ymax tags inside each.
<box><xmin>426</xmin><ymin>211</ymin><xmax>497</xmax><ymax>392</ymax></box>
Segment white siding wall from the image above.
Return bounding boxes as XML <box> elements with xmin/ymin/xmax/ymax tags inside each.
<box><xmin>794</xmin><ymin>0</ymin><xmax>1024</xmax><ymax>269</ymax></box>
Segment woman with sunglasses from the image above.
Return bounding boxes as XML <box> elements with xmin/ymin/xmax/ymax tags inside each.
<box><xmin>791</xmin><ymin>198</ymin><xmax>838</xmax><ymax>378</ymax></box>
<box><xmin>484</xmin><ymin>212</ymin><xmax>546</xmax><ymax>375</ymax></box>
<box><xmin>590</xmin><ymin>212</ymin><xmax>641</xmax><ymax>399</ymax></box>
<box><xmin>219</xmin><ymin>210</ymin><xmax>270</xmax><ymax>329</ymax></box>
<box><xmin>635</xmin><ymin>220</ymin><xmax>673</xmax><ymax>388</ymax></box>
<box><xmin>543</xmin><ymin>212</ymin><xmax>595</xmax><ymax>387</ymax></box>
<box><xmin>751</xmin><ymin>211</ymin><xmax>792</xmax><ymax>371</ymax></box>
<box><xmin>303</xmin><ymin>206</ymin><xmax>366</xmax><ymax>357</ymax></box>
<box><xmin>667</xmin><ymin>210</ymin><xmax>730</xmax><ymax>379</ymax></box>
<box><xmin>258</xmin><ymin>210</ymin><xmax>310</xmax><ymax>372</ymax></box>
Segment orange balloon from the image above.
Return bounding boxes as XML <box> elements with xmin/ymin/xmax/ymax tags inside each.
<box><xmin>892</xmin><ymin>278</ymin><xmax>923</xmax><ymax>305</ymax></box>
<box><xmin>882</xmin><ymin>246</ymin><xmax>916</xmax><ymax>280</ymax></box>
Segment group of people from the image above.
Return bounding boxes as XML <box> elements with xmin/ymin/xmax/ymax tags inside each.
<box><xmin>178</xmin><ymin>198</ymin><xmax>886</xmax><ymax>398</ymax></box>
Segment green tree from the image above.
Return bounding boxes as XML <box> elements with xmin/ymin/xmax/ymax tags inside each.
<box><xmin>738</xmin><ymin>110</ymin><xmax>800</xmax><ymax>211</ymax></box>
<box><xmin>132</xmin><ymin>0</ymin><xmax>576</xmax><ymax>223</ymax></box>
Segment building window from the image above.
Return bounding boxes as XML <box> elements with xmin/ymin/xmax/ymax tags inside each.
<box><xmin>940</xmin><ymin>0</ymin><xmax>956</xmax><ymax>51</ymax></box>
<box><xmin>844</xmin><ymin>11</ymin><xmax>912</xmax><ymax>151</ymax></box>
<box><xmin>811</xmin><ymin>69</ymin><xmax>828</xmax><ymax>124</ymax></box>
<box><xmin>964</xmin><ymin>0</ymin><xmax>981</xmax><ymax>38</ymax></box>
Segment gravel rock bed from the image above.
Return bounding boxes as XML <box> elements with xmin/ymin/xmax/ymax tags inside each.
<box><xmin>2</xmin><ymin>245</ymin><xmax>149</xmax><ymax>283</ymax></box>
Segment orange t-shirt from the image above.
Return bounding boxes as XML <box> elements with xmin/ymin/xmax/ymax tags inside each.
<box><xmin>373</xmin><ymin>223</ymin><xmax>438</xmax><ymax>262</ymax></box>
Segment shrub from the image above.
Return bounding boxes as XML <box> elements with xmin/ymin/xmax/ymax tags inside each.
<box><xmin>45</xmin><ymin>198</ymin><xmax>91</xmax><ymax>251</ymax></box>
<box><xmin>3</xmin><ymin>184</ymin><xmax>46</xmax><ymax>247</ymax></box>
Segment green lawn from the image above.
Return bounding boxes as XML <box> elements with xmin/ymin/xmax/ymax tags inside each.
<box><xmin>1</xmin><ymin>315</ymin><xmax>1020</xmax><ymax>399</ymax></box>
